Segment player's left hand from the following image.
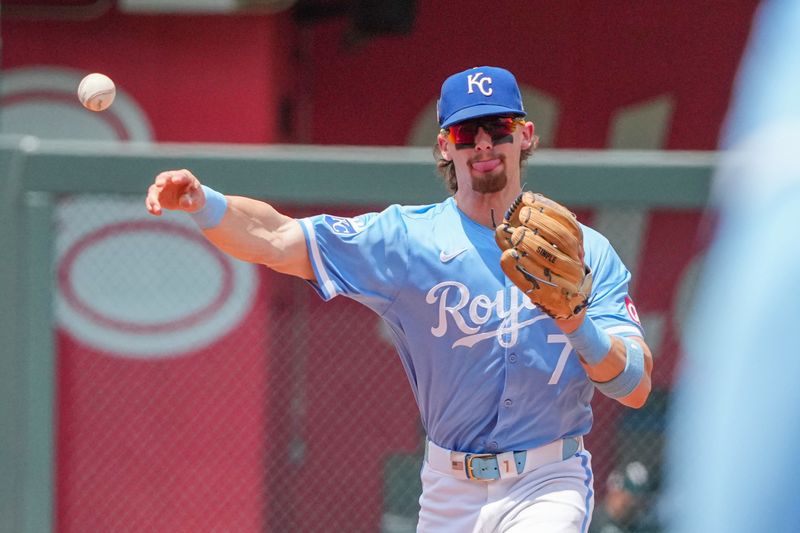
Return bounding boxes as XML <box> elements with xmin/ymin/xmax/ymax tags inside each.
<box><xmin>495</xmin><ymin>191</ymin><xmax>592</xmax><ymax>320</ymax></box>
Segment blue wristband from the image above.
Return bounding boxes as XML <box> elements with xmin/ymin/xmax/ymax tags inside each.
<box><xmin>565</xmin><ymin>317</ymin><xmax>612</xmax><ymax>365</ymax></box>
<box><xmin>592</xmin><ymin>337</ymin><xmax>645</xmax><ymax>399</ymax></box>
<box><xmin>190</xmin><ymin>185</ymin><xmax>228</xmax><ymax>229</ymax></box>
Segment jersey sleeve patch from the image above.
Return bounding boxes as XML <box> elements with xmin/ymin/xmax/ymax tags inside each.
<box><xmin>299</xmin><ymin>207</ymin><xmax>408</xmax><ymax>313</ymax></box>
<box><xmin>323</xmin><ymin>215</ymin><xmax>367</xmax><ymax>235</ymax></box>
<box><xmin>625</xmin><ymin>296</ymin><xmax>642</xmax><ymax>325</ymax></box>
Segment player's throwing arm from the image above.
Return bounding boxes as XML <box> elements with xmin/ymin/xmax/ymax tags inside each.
<box><xmin>145</xmin><ymin>169</ymin><xmax>314</xmax><ymax>279</ymax></box>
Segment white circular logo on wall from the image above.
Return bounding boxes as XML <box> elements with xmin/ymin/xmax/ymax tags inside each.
<box><xmin>56</xmin><ymin>197</ymin><xmax>257</xmax><ymax>358</ymax></box>
<box><xmin>5</xmin><ymin>65</ymin><xmax>257</xmax><ymax>358</ymax></box>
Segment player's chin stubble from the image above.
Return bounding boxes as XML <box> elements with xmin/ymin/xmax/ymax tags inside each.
<box><xmin>470</xmin><ymin>164</ymin><xmax>507</xmax><ymax>194</ymax></box>
<box><xmin>471</xmin><ymin>174</ymin><xmax>507</xmax><ymax>193</ymax></box>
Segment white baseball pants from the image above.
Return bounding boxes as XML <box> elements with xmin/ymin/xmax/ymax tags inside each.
<box><xmin>417</xmin><ymin>450</ymin><xmax>594</xmax><ymax>532</ymax></box>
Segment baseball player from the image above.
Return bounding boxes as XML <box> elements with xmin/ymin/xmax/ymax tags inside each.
<box><xmin>146</xmin><ymin>66</ymin><xmax>653</xmax><ymax>532</ymax></box>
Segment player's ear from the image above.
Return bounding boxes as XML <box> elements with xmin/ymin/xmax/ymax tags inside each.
<box><xmin>437</xmin><ymin>132</ymin><xmax>452</xmax><ymax>161</ymax></box>
<box><xmin>520</xmin><ymin>121</ymin><xmax>535</xmax><ymax>150</ymax></box>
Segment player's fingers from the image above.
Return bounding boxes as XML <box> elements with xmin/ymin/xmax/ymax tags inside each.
<box><xmin>178</xmin><ymin>192</ymin><xmax>195</xmax><ymax>210</ymax></box>
<box><xmin>153</xmin><ymin>172</ymin><xmax>172</xmax><ymax>188</ymax></box>
<box><xmin>149</xmin><ymin>169</ymin><xmax>202</xmax><ymax>213</ymax></box>
<box><xmin>145</xmin><ymin>188</ymin><xmax>162</xmax><ymax>215</ymax></box>
<box><xmin>153</xmin><ymin>169</ymin><xmax>187</xmax><ymax>189</ymax></box>
<box><xmin>147</xmin><ymin>203</ymin><xmax>162</xmax><ymax>216</ymax></box>
<box><xmin>178</xmin><ymin>174</ymin><xmax>204</xmax><ymax>212</ymax></box>
<box><xmin>168</xmin><ymin>169</ymin><xmax>197</xmax><ymax>185</ymax></box>
<box><xmin>184</xmin><ymin>176</ymin><xmax>201</xmax><ymax>196</ymax></box>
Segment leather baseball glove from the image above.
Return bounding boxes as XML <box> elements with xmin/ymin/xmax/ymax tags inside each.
<box><xmin>495</xmin><ymin>191</ymin><xmax>592</xmax><ymax>319</ymax></box>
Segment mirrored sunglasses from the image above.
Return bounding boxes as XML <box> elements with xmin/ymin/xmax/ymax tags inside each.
<box><xmin>443</xmin><ymin>116</ymin><xmax>524</xmax><ymax>148</ymax></box>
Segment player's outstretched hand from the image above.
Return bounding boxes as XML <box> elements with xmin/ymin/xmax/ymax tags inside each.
<box><xmin>145</xmin><ymin>169</ymin><xmax>205</xmax><ymax>216</ymax></box>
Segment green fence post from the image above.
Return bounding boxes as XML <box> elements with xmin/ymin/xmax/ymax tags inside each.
<box><xmin>21</xmin><ymin>191</ymin><xmax>55</xmax><ymax>533</ymax></box>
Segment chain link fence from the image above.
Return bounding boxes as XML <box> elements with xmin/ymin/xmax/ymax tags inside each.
<box><xmin>54</xmin><ymin>194</ymin><xmax>696</xmax><ymax>532</ymax></box>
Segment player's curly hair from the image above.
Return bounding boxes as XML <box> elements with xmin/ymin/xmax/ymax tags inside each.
<box><xmin>433</xmin><ymin>136</ymin><xmax>539</xmax><ymax>193</ymax></box>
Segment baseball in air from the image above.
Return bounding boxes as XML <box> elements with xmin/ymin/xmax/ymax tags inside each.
<box><xmin>77</xmin><ymin>73</ymin><xmax>116</xmax><ymax>112</ymax></box>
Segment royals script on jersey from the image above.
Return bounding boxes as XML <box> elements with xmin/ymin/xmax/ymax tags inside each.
<box><xmin>300</xmin><ymin>197</ymin><xmax>642</xmax><ymax>453</ymax></box>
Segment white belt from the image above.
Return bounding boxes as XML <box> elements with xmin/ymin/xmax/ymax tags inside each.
<box><xmin>425</xmin><ymin>436</ymin><xmax>584</xmax><ymax>481</ymax></box>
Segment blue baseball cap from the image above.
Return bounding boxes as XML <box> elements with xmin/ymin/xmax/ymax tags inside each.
<box><xmin>437</xmin><ymin>66</ymin><xmax>526</xmax><ymax>128</ymax></box>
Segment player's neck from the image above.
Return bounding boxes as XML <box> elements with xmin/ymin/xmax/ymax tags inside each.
<box><xmin>454</xmin><ymin>187</ymin><xmax>522</xmax><ymax>228</ymax></box>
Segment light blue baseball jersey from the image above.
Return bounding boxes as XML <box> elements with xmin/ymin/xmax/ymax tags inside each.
<box><xmin>300</xmin><ymin>196</ymin><xmax>642</xmax><ymax>453</ymax></box>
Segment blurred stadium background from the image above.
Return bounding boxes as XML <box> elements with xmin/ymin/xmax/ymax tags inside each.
<box><xmin>1</xmin><ymin>1</ymin><xmax>760</xmax><ymax>532</ymax></box>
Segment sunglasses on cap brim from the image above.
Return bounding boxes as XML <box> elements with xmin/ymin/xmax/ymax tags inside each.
<box><xmin>442</xmin><ymin>116</ymin><xmax>525</xmax><ymax>149</ymax></box>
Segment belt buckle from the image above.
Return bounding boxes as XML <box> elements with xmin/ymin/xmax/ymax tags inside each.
<box><xmin>465</xmin><ymin>453</ymin><xmax>496</xmax><ymax>480</ymax></box>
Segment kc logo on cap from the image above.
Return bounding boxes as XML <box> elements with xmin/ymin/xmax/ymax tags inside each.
<box><xmin>438</xmin><ymin>66</ymin><xmax>526</xmax><ymax>128</ymax></box>
<box><xmin>467</xmin><ymin>72</ymin><xmax>494</xmax><ymax>96</ymax></box>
